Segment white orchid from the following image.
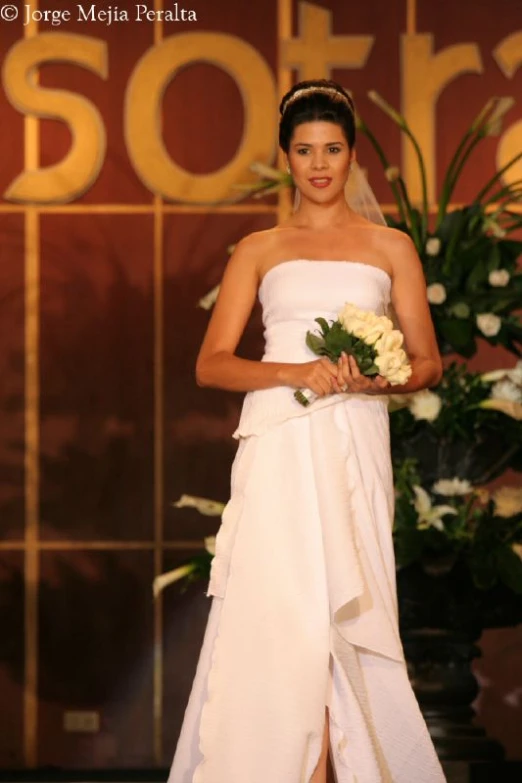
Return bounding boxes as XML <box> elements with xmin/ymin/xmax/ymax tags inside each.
<box><xmin>412</xmin><ymin>485</ymin><xmax>458</xmax><ymax>531</ymax></box>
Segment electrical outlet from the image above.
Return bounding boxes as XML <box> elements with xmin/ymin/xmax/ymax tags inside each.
<box><xmin>63</xmin><ymin>711</ymin><xmax>100</xmax><ymax>733</ymax></box>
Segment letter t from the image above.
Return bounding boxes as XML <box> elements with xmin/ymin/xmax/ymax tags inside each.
<box><xmin>281</xmin><ymin>2</ymin><xmax>374</xmax><ymax>81</ymax></box>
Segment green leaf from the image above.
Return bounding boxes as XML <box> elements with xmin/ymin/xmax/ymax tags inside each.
<box><xmin>487</xmin><ymin>244</ymin><xmax>502</xmax><ymax>272</ymax></box>
<box><xmin>393</xmin><ymin>527</ymin><xmax>425</xmax><ymax>568</ymax></box>
<box><xmin>465</xmin><ymin>257</ymin><xmax>490</xmax><ymax>292</ymax></box>
<box><xmin>467</xmin><ymin>551</ymin><xmax>497</xmax><ymax>590</ymax></box>
<box><xmin>305</xmin><ymin>331</ymin><xmax>325</xmax><ymax>355</ymax></box>
<box><xmin>315</xmin><ymin>317</ymin><xmax>330</xmax><ymax>335</ymax></box>
<box><xmin>497</xmin><ymin>546</ymin><xmax>522</xmax><ymax>594</ymax></box>
<box><xmin>437</xmin><ymin>317</ymin><xmax>476</xmax><ymax>356</ymax></box>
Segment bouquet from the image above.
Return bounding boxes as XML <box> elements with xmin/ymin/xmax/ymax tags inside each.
<box><xmin>294</xmin><ymin>303</ymin><xmax>412</xmax><ymax>406</ymax></box>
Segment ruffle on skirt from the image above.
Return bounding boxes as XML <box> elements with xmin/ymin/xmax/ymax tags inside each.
<box><xmin>168</xmin><ymin>399</ymin><xmax>446</xmax><ymax>783</ymax></box>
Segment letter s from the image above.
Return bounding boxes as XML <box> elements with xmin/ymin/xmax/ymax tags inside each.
<box><xmin>2</xmin><ymin>33</ymin><xmax>107</xmax><ymax>203</ymax></box>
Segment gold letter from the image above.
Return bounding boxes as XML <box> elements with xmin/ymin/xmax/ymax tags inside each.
<box><xmin>493</xmin><ymin>32</ymin><xmax>522</xmax><ymax>187</ymax></box>
<box><xmin>125</xmin><ymin>33</ymin><xmax>277</xmax><ymax>202</ymax></box>
<box><xmin>402</xmin><ymin>35</ymin><xmax>482</xmax><ymax>203</ymax></box>
<box><xmin>2</xmin><ymin>33</ymin><xmax>107</xmax><ymax>203</ymax></box>
<box><xmin>282</xmin><ymin>2</ymin><xmax>373</xmax><ymax>80</ymax></box>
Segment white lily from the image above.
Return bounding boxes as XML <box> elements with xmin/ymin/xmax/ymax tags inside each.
<box><xmin>204</xmin><ymin>536</ymin><xmax>216</xmax><ymax>555</ymax></box>
<box><xmin>479</xmin><ymin>398</ymin><xmax>522</xmax><ymax>420</ymax></box>
<box><xmin>173</xmin><ymin>494</ymin><xmax>225</xmax><ymax>516</ymax></box>
<box><xmin>198</xmin><ymin>284</ymin><xmax>220</xmax><ymax>311</ymax></box>
<box><xmin>249</xmin><ymin>161</ymin><xmax>289</xmax><ymax>181</ymax></box>
<box><xmin>481</xmin><ymin>360</ymin><xmax>522</xmax><ymax>385</ymax></box>
<box><xmin>412</xmin><ymin>485</ymin><xmax>458</xmax><ymax>531</ymax></box>
<box><xmin>153</xmin><ymin>564</ymin><xmax>196</xmax><ymax>598</ymax></box>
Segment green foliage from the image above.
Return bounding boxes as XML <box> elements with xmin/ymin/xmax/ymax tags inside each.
<box><xmin>305</xmin><ymin>317</ymin><xmax>379</xmax><ymax>375</ymax></box>
<box><xmin>360</xmin><ymin>95</ymin><xmax>522</xmax><ymax>358</ymax></box>
<box><xmin>393</xmin><ymin>459</ymin><xmax>522</xmax><ymax>595</ymax></box>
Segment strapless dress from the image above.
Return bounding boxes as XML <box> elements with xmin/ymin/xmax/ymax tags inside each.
<box><xmin>168</xmin><ymin>260</ymin><xmax>446</xmax><ymax>783</ymax></box>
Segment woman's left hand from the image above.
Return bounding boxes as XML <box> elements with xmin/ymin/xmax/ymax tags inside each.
<box><xmin>332</xmin><ymin>352</ymin><xmax>390</xmax><ymax>394</ymax></box>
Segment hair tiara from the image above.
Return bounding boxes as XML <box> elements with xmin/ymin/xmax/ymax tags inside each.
<box><xmin>281</xmin><ymin>85</ymin><xmax>354</xmax><ymax>116</ymax></box>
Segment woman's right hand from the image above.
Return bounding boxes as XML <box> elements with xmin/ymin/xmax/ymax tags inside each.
<box><xmin>284</xmin><ymin>358</ymin><xmax>340</xmax><ymax>397</ymax></box>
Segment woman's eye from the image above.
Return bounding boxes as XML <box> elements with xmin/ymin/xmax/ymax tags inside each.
<box><xmin>329</xmin><ymin>147</ymin><xmax>341</xmax><ymax>154</ymax></box>
<box><xmin>297</xmin><ymin>148</ymin><xmax>309</xmax><ymax>155</ymax></box>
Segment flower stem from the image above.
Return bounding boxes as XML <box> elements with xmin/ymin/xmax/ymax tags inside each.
<box><xmin>475</xmin><ymin>150</ymin><xmax>522</xmax><ymax>203</ymax></box>
<box><xmin>357</xmin><ymin>118</ymin><xmax>410</xmax><ymax>227</ymax></box>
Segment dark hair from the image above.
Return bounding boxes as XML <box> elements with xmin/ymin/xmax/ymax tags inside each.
<box><xmin>278</xmin><ymin>79</ymin><xmax>356</xmax><ymax>153</ymax></box>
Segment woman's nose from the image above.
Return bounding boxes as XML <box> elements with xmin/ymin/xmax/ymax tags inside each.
<box><xmin>311</xmin><ymin>156</ymin><xmax>327</xmax><ymax>169</ymax></box>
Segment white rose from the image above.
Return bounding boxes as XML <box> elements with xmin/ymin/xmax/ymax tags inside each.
<box><xmin>357</xmin><ymin>323</ymin><xmax>386</xmax><ymax>345</ymax></box>
<box><xmin>375</xmin><ymin>349</ymin><xmax>411</xmax><ymax>385</ymax></box>
<box><xmin>488</xmin><ymin>269</ymin><xmax>510</xmax><ymax>287</ymax></box>
<box><xmin>375</xmin><ymin>329</ymin><xmax>404</xmax><ymax>354</ymax></box>
<box><xmin>432</xmin><ymin>478</ymin><xmax>473</xmax><ymax>496</ymax></box>
<box><xmin>409</xmin><ymin>389</ymin><xmax>442</xmax><ymax>422</ymax></box>
<box><xmin>490</xmin><ymin>380</ymin><xmax>522</xmax><ymax>403</ymax></box>
<box><xmin>476</xmin><ymin>313</ymin><xmax>502</xmax><ymax>337</ymax></box>
<box><xmin>427</xmin><ymin>283</ymin><xmax>447</xmax><ymax>304</ymax></box>
<box><xmin>493</xmin><ymin>486</ymin><xmax>522</xmax><ymax>518</ymax></box>
<box><xmin>425</xmin><ymin>237</ymin><xmax>441</xmax><ymax>257</ymax></box>
<box><xmin>339</xmin><ymin>305</ymin><xmax>374</xmax><ymax>333</ymax></box>
<box><xmin>387</xmin><ymin>364</ymin><xmax>412</xmax><ymax>385</ymax></box>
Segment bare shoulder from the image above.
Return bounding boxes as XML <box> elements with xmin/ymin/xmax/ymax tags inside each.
<box><xmin>375</xmin><ymin>225</ymin><xmax>416</xmax><ymax>251</ymax></box>
<box><xmin>230</xmin><ymin>227</ymin><xmax>286</xmax><ymax>281</ymax></box>
<box><xmin>373</xmin><ymin>226</ymin><xmax>422</xmax><ymax>277</ymax></box>
<box><xmin>234</xmin><ymin>226</ymin><xmax>282</xmax><ymax>254</ymax></box>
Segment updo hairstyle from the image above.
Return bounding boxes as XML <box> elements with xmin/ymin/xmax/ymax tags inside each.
<box><xmin>278</xmin><ymin>79</ymin><xmax>356</xmax><ymax>153</ymax></box>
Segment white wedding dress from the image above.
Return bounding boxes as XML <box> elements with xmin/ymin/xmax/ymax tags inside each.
<box><xmin>167</xmin><ymin>260</ymin><xmax>446</xmax><ymax>783</ymax></box>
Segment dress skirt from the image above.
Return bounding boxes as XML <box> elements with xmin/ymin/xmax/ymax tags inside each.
<box><xmin>167</xmin><ymin>398</ymin><xmax>446</xmax><ymax>783</ymax></box>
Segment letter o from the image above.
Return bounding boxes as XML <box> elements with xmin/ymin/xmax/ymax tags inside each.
<box><xmin>125</xmin><ymin>33</ymin><xmax>277</xmax><ymax>202</ymax></box>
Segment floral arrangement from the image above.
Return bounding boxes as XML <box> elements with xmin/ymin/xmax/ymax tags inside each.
<box><xmin>390</xmin><ymin>362</ymin><xmax>522</xmax><ymax>484</ymax></box>
<box><xmin>394</xmin><ymin>459</ymin><xmax>522</xmax><ymax>584</ymax></box>
<box><xmin>358</xmin><ymin>93</ymin><xmax>522</xmax><ymax>358</ymax></box>
<box><xmin>296</xmin><ymin>303</ymin><xmax>411</xmax><ymax>406</ymax></box>
<box><xmin>152</xmin><ymin>495</ymin><xmax>220</xmax><ymax>597</ymax></box>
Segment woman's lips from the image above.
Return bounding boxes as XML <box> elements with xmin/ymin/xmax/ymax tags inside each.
<box><xmin>309</xmin><ymin>177</ymin><xmax>332</xmax><ymax>188</ymax></box>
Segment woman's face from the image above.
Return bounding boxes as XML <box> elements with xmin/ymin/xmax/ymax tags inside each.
<box><xmin>286</xmin><ymin>121</ymin><xmax>353</xmax><ymax>205</ymax></box>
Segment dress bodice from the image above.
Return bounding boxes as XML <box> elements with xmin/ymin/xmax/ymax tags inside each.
<box><xmin>233</xmin><ymin>260</ymin><xmax>392</xmax><ymax>439</ymax></box>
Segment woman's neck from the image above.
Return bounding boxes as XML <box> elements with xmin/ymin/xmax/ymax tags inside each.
<box><xmin>290</xmin><ymin>199</ymin><xmax>361</xmax><ymax>231</ymax></box>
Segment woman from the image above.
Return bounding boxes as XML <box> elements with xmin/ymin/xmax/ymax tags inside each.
<box><xmin>168</xmin><ymin>80</ymin><xmax>446</xmax><ymax>783</ymax></box>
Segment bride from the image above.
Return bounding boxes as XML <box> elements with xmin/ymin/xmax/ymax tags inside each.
<box><xmin>168</xmin><ymin>79</ymin><xmax>446</xmax><ymax>783</ymax></box>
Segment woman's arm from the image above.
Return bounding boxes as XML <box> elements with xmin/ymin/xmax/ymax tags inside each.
<box><xmin>195</xmin><ymin>236</ymin><xmax>338</xmax><ymax>395</ymax></box>
<box><xmin>383</xmin><ymin>230</ymin><xmax>443</xmax><ymax>394</ymax></box>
